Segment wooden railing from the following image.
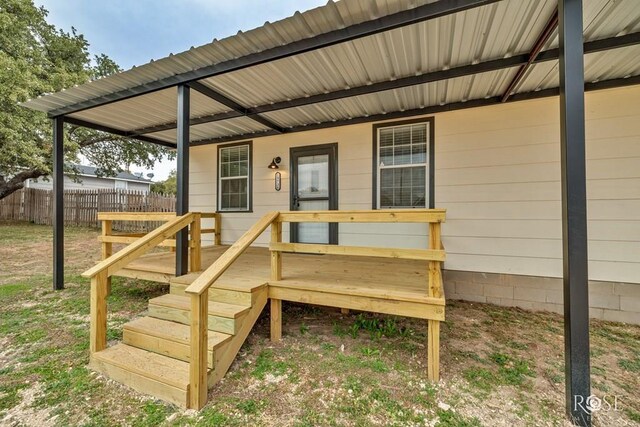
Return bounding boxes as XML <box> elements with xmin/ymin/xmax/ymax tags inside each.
<box><xmin>182</xmin><ymin>209</ymin><xmax>446</xmax><ymax>410</ymax></box>
<box><xmin>83</xmin><ymin>213</ymin><xmax>200</xmax><ymax>356</ymax></box>
<box><xmin>184</xmin><ymin>211</ymin><xmax>278</xmax><ymax>409</ymax></box>
<box><xmin>97</xmin><ymin>212</ymin><xmax>221</xmax><ymax>279</ymax></box>
<box><xmin>272</xmin><ymin>209</ymin><xmax>446</xmax><ymax>381</ymax></box>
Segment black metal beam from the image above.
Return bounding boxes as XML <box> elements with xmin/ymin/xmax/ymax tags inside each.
<box><xmin>190</xmin><ymin>75</ymin><xmax>640</xmax><ymax>146</ymax></box>
<box><xmin>52</xmin><ymin>117</ymin><xmax>64</xmax><ymax>290</ymax></box>
<box><xmin>130</xmin><ymin>111</ymin><xmax>244</xmax><ymax>136</ymax></box>
<box><xmin>187</xmin><ymin>81</ymin><xmax>283</xmax><ymax>132</ymax></box>
<box><xmin>176</xmin><ymin>85</ymin><xmax>190</xmax><ymax>276</ymax></box>
<box><xmin>64</xmin><ymin>116</ymin><xmax>176</xmax><ymax>148</ymax></box>
<box><xmin>501</xmin><ymin>7</ymin><xmax>558</xmax><ymax>102</ymax></box>
<box><xmin>559</xmin><ymin>0</ymin><xmax>591</xmax><ymax>425</ymax></box>
<box><xmin>131</xmin><ymin>32</ymin><xmax>640</xmax><ymax>137</ymax></box>
<box><xmin>48</xmin><ymin>0</ymin><xmax>502</xmax><ymax>117</ymax></box>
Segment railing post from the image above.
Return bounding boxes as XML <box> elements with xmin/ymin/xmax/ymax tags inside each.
<box><xmin>101</xmin><ymin>219</ymin><xmax>113</xmax><ymax>295</ymax></box>
<box><xmin>189</xmin><ymin>291</ymin><xmax>208</xmax><ymax>410</ymax></box>
<box><xmin>90</xmin><ymin>270</ymin><xmax>108</xmax><ymax>354</ymax></box>
<box><xmin>270</xmin><ymin>218</ymin><xmax>283</xmax><ymax>342</ymax></box>
<box><xmin>427</xmin><ymin>220</ymin><xmax>443</xmax><ymax>382</ymax></box>
<box><xmin>190</xmin><ymin>213</ymin><xmax>202</xmax><ymax>272</ymax></box>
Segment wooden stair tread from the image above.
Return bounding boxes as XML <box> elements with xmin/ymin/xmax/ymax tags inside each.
<box><xmin>124</xmin><ymin>317</ymin><xmax>232</xmax><ymax>349</ymax></box>
<box><xmin>91</xmin><ymin>343</ymin><xmax>190</xmax><ymax>390</ymax></box>
<box><xmin>149</xmin><ymin>294</ymin><xmax>250</xmax><ymax>318</ymax></box>
<box><xmin>125</xmin><ymin>260</ymin><xmax>174</xmax><ymax>274</ymax></box>
<box><xmin>170</xmin><ymin>274</ymin><xmax>267</xmax><ymax>293</ymax></box>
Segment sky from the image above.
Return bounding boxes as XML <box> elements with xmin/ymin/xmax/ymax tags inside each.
<box><xmin>37</xmin><ymin>0</ymin><xmax>327</xmax><ymax>181</ymax></box>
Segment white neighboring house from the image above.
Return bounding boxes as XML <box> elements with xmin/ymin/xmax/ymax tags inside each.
<box><xmin>26</xmin><ymin>164</ymin><xmax>152</xmax><ymax>192</ymax></box>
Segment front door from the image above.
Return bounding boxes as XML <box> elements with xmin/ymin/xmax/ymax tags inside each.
<box><xmin>290</xmin><ymin>143</ymin><xmax>338</xmax><ymax>244</ymax></box>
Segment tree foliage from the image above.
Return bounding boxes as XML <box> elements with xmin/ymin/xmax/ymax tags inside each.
<box><xmin>150</xmin><ymin>169</ymin><xmax>177</xmax><ymax>195</ymax></box>
<box><xmin>0</xmin><ymin>0</ymin><xmax>174</xmax><ymax>199</ymax></box>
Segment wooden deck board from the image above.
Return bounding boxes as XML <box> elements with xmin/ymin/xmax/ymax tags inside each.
<box><xmin>117</xmin><ymin>246</ymin><xmax>440</xmax><ymax>317</ymax></box>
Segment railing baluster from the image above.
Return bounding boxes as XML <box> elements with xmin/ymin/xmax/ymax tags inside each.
<box><xmin>101</xmin><ymin>219</ymin><xmax>113</xmax><ymax>295</ymax></box>
<box><xmin>214</xmin><ymin>213</ymin><xmax>222</xmax><ymax>245</ymax></box>
<box><xmin>428</xmin><ymin>222</ymin><xmax>443</xmax><ymax>298</ymax></box>
<box><xmin>190</xmin><ymin>213</ymin><xmax>202</xmax><ymax>272</ymax></box>
<box><xmin>270</xmin><ymin>220</ymin><xmax>282</xmax><ymax>281</ymax></box>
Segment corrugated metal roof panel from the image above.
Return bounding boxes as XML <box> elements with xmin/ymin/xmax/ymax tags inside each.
<box><xmin>203</xmin><ymin>0</ymin><xmax>556</xmax><ymax>108</ymax></box>
<box><xmin>516</xmin><ymin>45</ymin><xmax>640</xmax><ymax>93</ymax></box>
<box><xmin>22</xmin><ymin>0</ymin><xmax>437</xmax><ymax>113</ymax></box>
<box><xmin>67</xmin><ymin>88</ymin><xmax>231</xmax><ymax>132</ymax></box>
<box><xmin>543</xmin><ymin>0</ymin><xmax>640</xmax><ymax>51</ymax></box>
<box><xmin>147</xmin><ymin>116</ymin><xmax>270</xmax><ymax>142</ymax></box>
<box><xmin>19</xmin><ymin>0</ymin><xmax>640</xmax><ymax>145</ymax></box>
<box><xmin>260</xmin><ymin>68</ymin><xmax>520</xmax><ymax>128</ymax></box>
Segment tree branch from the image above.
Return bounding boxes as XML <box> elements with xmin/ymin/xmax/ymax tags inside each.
<box><xmin>0</xmin><ymin>169</ymin><xmax>47</xmax><ymax>200</ymax></box>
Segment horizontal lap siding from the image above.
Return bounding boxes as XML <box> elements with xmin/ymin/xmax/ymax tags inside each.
<box><xmin>189</xmin><ymin>85</ymin><xmax>640</xmax><ymax>284</ymax></box>
<box><xmin>437</xmin><ymin>86</ymin><xmax>640</xmax><ymax>283</ymax></box>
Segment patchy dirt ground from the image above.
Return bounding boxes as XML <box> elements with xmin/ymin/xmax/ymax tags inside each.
<box><xmin>0</xmin><ymin>222</ymin><xmax>639</xmax><ymax>426</ymax></box>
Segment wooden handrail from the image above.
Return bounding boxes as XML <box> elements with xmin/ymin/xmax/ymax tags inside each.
<box><xmin>184</xmin><ymin>211</ymin><xmax>279</xmax><ymax>409</ymax></box>
<box><xmin>185</xmin><ymin>211</ymin><xmax>279</xmax><ymax>296</ymax></box>
<box><xmin>83</xmin><ymin>213</ymin><xmax>193</xmax><ymax>278</ymax></box>
<box><xmin>184</xmin><ymin>208</ymin><xmax>445</xmax><ymax>409</ymax></box>
<box><xmin>269</xmin><ymin>242</ymin><xmax>446</xmax><ymax>261</ymax></box>
<box><xmin>278</xmin><ymin>209</ymin><xmax>445</xmax><ymax>223</ymax></box>
<box><xmin>97</xmin><ymin>212</ymin><xmax>177</xmax><ymax>221</ymax></box>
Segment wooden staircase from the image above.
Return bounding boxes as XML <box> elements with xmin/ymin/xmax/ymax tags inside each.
<box><xmin>89</xmin><ymin>277</ymin><xmax>267</xmax><ymax>407</ymax></box>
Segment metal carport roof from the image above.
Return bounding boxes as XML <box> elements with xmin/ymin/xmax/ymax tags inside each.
<box><xmin>21</xmin><ymin>0</ymin><xmax>640</xmax><ymax>147</ymax></box>
<box><xmin>33</xmin><ymin>2</ymin><xmax>633</xmax><ymax>423</ymax></box>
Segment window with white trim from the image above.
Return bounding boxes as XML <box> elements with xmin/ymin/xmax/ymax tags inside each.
<box><xmin>114</xmin><ymin>180</ymin><xmax>127</xmax><ymax>190</ymax></box>
<box><xmin>218</xmin><ymin>143</ymin><xmax>251</xmax><ymax>211</ymax></box>
<box><xmin>377</xmin><ymin>123</ymin><xmax>428</xmax><ymax>208</ymax></box>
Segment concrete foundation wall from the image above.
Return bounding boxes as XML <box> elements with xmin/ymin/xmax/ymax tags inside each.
<box><xmin>443</xmin><ymin>269</ymin><xmax>640</xmax><ymax>325</ymax></box>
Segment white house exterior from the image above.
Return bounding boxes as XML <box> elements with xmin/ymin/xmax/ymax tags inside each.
<box><xmin>20</xmin><ymin>1</ymin><xmax>640</xmax><ymax>323</ymax></box>
<box><xmin>190</xmin><ymin>85</ymin><xmax>640</xmax><ymax>324</ymax></box>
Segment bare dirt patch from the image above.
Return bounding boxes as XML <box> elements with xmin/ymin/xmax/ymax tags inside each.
<box><xmin>0</xmin><ymin>383</ymin><xmax>56</xmax><ymax>427</ymax></box>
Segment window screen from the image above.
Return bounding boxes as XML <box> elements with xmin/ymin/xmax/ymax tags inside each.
<box><xmin>377</xmin><ymin>123</ymin><xmax>428</xmax><ymax>208</ymax></box>
<box><xmin>218</xmin><ymin>144</ymin><xmax>251</xmax><ymax>211</ymax></box>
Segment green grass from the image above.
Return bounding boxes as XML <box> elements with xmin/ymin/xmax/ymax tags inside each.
<box><xmin>251</xmin><ymin>349</ymin><xmax>293</xmax><ymax>380</ymax></box>
<box><xmin>625</xmin><ymin>408</ymin><xmax>640</xmax><ymax>423</ymax></box>
<box><xmin>236</xmin><ymin>398</ymin><xmax>263</xmax><ymax>414</ymax></box>
<box><xmin>299</xmin><ymin>322</ymin><xmax>310</xmax><ymax>335</ymax></box>
<box><xmin>130</xmin><ymin>401</ymin><xmax>171</xmax><ymax>427</ymax></box>
<box><xmin>618</xmin><ymin>356</ymin><xmax>640</xmax><ymax>372</ymax></box>
<box><xmin>1</xmin><ymin>222</ymin><xmax>639</xmax><ymax>426</ymax></box>
<box><xmin>462</xmin><ymin>352</ymin><xmax>535</xmax><ymax>395</ymax></box>
<box><xmin>436</xmin><ymin>409</ymin><xmax>482</xmax><ymax>427</ymax></box>
<box><xmin>336</xmin><ymin>352</ymin><xmax>389</xmax><ymax>373</ymax></box>
<box><xmin>0</xmin><ymin>283</ymin><xmax>31</xmax><ymax>298</ymax></box>
<box><xmin>488</xmin><ymin>352</ymin><xmax>536</xmax><ymax>386</ymax></box>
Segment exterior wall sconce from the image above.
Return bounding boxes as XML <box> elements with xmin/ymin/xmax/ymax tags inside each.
<box><xmin>268</xmin><ymin>157</ymin><xmax>281</xmax><ymax>169</ymax></box>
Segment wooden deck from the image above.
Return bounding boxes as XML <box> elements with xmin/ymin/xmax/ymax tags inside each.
<box><xmin>119</xmin><ymin>245</ymin><xmax>445</xmax><ymax>320</ymax></box>
<box><xmin>87</xmin><ymin>210</ymin><xmax>446</xmax><ymax>409</ymax></box>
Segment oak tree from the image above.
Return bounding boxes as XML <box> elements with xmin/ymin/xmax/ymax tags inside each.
<box><xmin>0</xmin><ymin>0</ymin><xmax>173</xmax><ymax>199</ymax></box>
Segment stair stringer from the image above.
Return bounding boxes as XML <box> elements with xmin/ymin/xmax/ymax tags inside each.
<box><xmin>208</xmin><ymin>286</ymin><xmax>268</xmax><ymax>387</ymax></box>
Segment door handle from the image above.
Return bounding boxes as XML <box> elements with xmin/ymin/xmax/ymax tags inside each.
<box><xmin>293</xmin><ymin>195</ymin><xmax>300</xmax><ymax>209</ymax></box>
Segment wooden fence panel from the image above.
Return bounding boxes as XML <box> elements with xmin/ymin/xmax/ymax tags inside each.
<box><xmin>0</xmin><ymin>188</ymin><xmax>176</xmax><ymax>230</ymax></box>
